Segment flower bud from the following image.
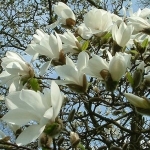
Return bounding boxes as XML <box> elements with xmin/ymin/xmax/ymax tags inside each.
<box><xmin>39</xmin><ymin>133</ymin><xmax>52</xmax><ymax>148</ymax></box>
<box><xmin>136</xmin><ymin>107</ymin><xmax>150</xmax><ymax>116</ymax></box>
<box><xmin>70</xmin><ymin>132</ymin><xmax>80</xmax><ymax>148</ymax></box>
<box><xmin>132</xmin><ymin>69</ymin><xmax>143</xmax><ymax>89</ymax></box>
<box><xmin>68</xmin><ymin>109</ymin><xmax>75</xmax><ymax>122</ymax></box>
<box><xmin>124</xmin><ymin>93</ymin><xmax>150</xmax><ymax>109</ymax></box>
<box><xmin>109</xmin><ymin>53</ymin><xmax>127</xmax><ymax>82</ymax></box>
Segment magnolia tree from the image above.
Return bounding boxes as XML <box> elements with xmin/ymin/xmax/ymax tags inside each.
<box><xmin>0</xmin><ymin>1</ymin><xmax>150</xmax><ymax>150</ymax></box>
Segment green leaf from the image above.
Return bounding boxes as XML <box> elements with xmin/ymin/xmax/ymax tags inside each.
<box><xmin>81</xmin><ymin>40</ymin><xmax>89</xmax><ymax>51</ymax></box>
<box><xmin>101</xmin><ymin>32</ymin><xmax>112</xmax><ymax>45</ymax></box>
<box><xmin>44</xmin><ymin>123</ymin><xmax>59</xmax><ymax>134</ymax></box>
<box><xmin>126</xmin><ymin>72</ymin><xmax>134</xmax><ymax>85</ymax></box>
<box><xmin>141</xmin><ymin>38</ymin><xmax>149</xmax><ymax>48</ymax></box>
<box><xmin>77</xmin><ymin>36</ymin><xmax>82</xmax><ymax>42</ymax></box>
<box><xmin>29</xmin><ymin>78</ymin><xmax>40</xmax><ymax>91</ymax></box>
<box><xmin>129</xmin><ymin>50</ymin><xmax>139</xmax><ymax>55</ymax></box>
<box><xmin>102</xmin><ymin>32</ymin><xmax>112</xmax><ymax>40</ymax></box>
<box><xmin>77</xmin><ymin>143</ymin><xmax>85</xmax><ymax>150</ymax></box>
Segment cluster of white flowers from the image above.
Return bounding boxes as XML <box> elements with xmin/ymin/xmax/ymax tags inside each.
<box><xmin>0</xmin><ymin>1</ymin><xmax>150</xmax><ymax>148</ymax></box>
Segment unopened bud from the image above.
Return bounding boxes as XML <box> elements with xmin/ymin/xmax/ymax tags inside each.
<box><xmin>132</xmin><ymin>69</ymin><xmax>143</xmax><ymax>89</ymax></box>
<box><xmin>124</xmin><ymin>93</ymin><xmax>150</xmax><ymax>109</ymax></box>
<box><xmin>70</xmin><ymin>132</ymin><xmax>80</xmax><ymax>148</ymax></box>
<box><xmin>68</xmin><ymin>109</ymin><xmax>75</xmax><ymax>122</ymax></box>
<box><xmin>39</xmin><ymin>133</ymin><xmax>52</xmax><ymax>148</ymax></box>
<box><xmin>136</xmin><ymin>107</ymin><xmax>150</xmax><ymax>116</ymax></box>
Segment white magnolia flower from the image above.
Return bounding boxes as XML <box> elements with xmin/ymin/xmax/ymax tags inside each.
<box><xmin>76</xmin><ymin>23</ymin><xmax>93</xmax><ymax>39</ymax></box>
<box><xmin>109</xmin><ymin>52</ymin><xmax>131</xmax><ymax>81</ymax></box>
<box><xmin>26</xmin><ymin>31</ymin><xmax>65</xmax><ymax>75</ymax></box>
<box><xmin>129</xmin><ymin>8</ymin><xmax>150</xmax><ymax>23</ymax></box>
<box><xmin>84</xmin><ymin>52</ymin><xmax>131</xmax><ymax>81</ymax></box>
<box><xmin>124</xmin><ymin>93</ymin><xmax>150</xmax><ymax>109</ymax></box>
<box><xmin>32</xmin><ymin>29</ymin><xmax>49</xmax><ymax>44</ymax></box>
<box><xmin>0</xmin><ymin>51</ymin><xmax>34</xmax><ymax>90</ymax></box>
<box><xmin>128</xmin><ymin>16</ymin><xmax>150</xmax><ymax>33</ymax></box>
<box><xmin>84</xmin><ymin>8</ymin><xmax>112</xmax><ymax>36</ymax></box>
<box><xmin>47</xmin><ymin>2</ymin><xmax>76</xmax><ymax>29</ymax></box>
<box><xmin>59</xmin><ymin>30</ymin><xmax>81</xmax><ymax>53</ymax></box>
<box><xmin>2</xmin><ymin>81</ymin><xmax>64</xmax><ymax>146</ymax></box>
<box><xmin>112</xmin><ymin>21</ymin><xmax>133</xmax><ymax>47</ymax></box>
<box><xmin>55</xmin><ymin>52</ymin><xmax>89</xmax><ymax>93</ymax></box>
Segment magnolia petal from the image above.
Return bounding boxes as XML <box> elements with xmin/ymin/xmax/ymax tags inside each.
<box><xmin>77</xmin><ymin>52</ymin><xmax>89</xmax><ymax>71</ymax></box>
<box><xmin>20</xmin><ymin>90</ymin><xmax>46</xmax><ymax>115</ymax></box>
<box><xmin>66</xmin><ymin>56</ymin><xmax>76</xmax><ymax>68</ymax></box>
<box><xmin>39</xmin><ymin>61</ymin><xmax>51</xmax><ymax>76</ymax></box>
<box><xmin>51</xmin><ymin>81</ymin><xmax>63</xmax><ymax>119</ymax></box>
<box><xmin>55</xmin><ymin>32</ymin><xmax>62</xmax><ymax>54</ymax></box>
<box><xmin>29</xmin><ymin>44</ymin><xmax>53</xmax><ymax>58</ymax></box>
<box><xmin>6</xmin><ymin>91</ymin><xmax>30</xmax><ymax>110</ymax></box>
<box><xmin>9</xmin><ymin>79</ymin><xmax>23</xmax><ymax>93</ymax></box>
<box><xmin>0</xmin><ymin>71</ymin><xmax>18</xmax><ymax>86</ymax></box>
<box><xmin>61</xmin><ymin>8</ymin><xmax>75</xmax><ymax>20</ymax></box>
<box><xmin>6</xmin><ymin>51</ymin><xmax>26</xmax><ymax>63</ymax></box>
<box><xmin>83</xmin><ymin>54</ymin><xmax>108</xmax><ymax>79</ymax></box>
<box><xmin>43</xmin><ymin>107</ymin><xmax>53</xmax><ymax>120</ymax></box>
<box><xmin>46</xmin><ymin>20</ymin><xmax>60</xmax><ymax>29</ymax></box>
<box><xmin>42</xmin><ymin>89</ymin><xmax>52</xmax><ymax>108</ymax></box>
<box><xmin>55</xmin><ymin>65</ymin><xmax>79</xmax><ymax>84</ymax></box>
<box><xmin>16</xmin><ymin>124</ymin><xmax>45</xmax><ymax>146</ymax></box>
<box><xmin>2</xmin><ymin>109</ymin><xmax>40</xmax><ymax>126</ymax></box>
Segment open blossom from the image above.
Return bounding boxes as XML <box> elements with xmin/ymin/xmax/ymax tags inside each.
<box><xmin>0</xmin><ymin>51</ymin><xmax>34</xmax><ymax>91</ymax></box>
<box><xmin>84</xmin><ymin>52</ymin><xmax>131</xmax><ymax>82</ymax></box>
<box><xmin>128</xmin><ymin>16</ymin><xmax>150</xmax><ymax>34</ymax></box>
<box><xmin>2</xmin><ymin>81</ymin><xmax>64</xmax><ymax>146</ymax></box>
<box><xmin>55</xmin><ymin>52</ymin><xmax>89</xmax><ymax>93</ymax></box>
<box><xmin>26</xmin><ymin>30</ymin><xmax>65</xmax><ymax>75</ymax></box>
<box><xmin>84</xmin><ymin>8</ymin><xmax>112</xmax><ymax>36</ymax></box>
<box><xmin>31</xmin><ymin>29</ymin><xmax>49</xmax><ymax>44</ymax></box>
<box><xmin>112</xmin><ymin>21</ymin><xmax>133</xmax><ymax>47</ymax></box>
<box><xmin>76</xmin><ymin>23</ymin><xmax>93</xmax><ymax>39</ymax></box>
<box><xmin>47</xmin><ymin>2</ymin><xmax>76</xmax><ymax>29</ymax></box>
<box><xmin>129</xmin><ymin>8</ymin><xmax>150</xmax><ymax>23</ymax></box>
<box><xmin>59</xmin><ymin>30</ymin><xmax>82</xmax><ymax>53</ymax></box>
